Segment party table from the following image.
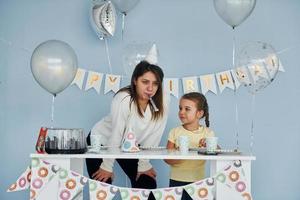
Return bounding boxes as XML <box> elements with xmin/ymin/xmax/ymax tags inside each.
<box><xmin>30</xmin><ymin>149</ymin><xmax>256</xmax><ymax>200</ymax></box>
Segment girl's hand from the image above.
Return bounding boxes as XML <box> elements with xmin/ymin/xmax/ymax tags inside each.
<box><xmin>92</xmin><ymin>168</ymin><xmax>113</xmax><ymax>182</ymax></box>
<box><xmin>136</xmin><ymin>168</ymin><xmax>157</xmax><ymax>180</ymax></box>
<box><xmin>199</xmin><ymin>138</ymin><xmax>206</xmax><ymax>148</ymax></box>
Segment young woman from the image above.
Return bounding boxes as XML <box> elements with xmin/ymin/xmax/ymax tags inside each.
<box><xmin>86</xmin><ymin>61</ymin><xmax>168</xmax><ymax>199</ymax></box>
<box><xmin>164</xmin><ymin>92</ymin><xmax>215</xmax><ymax>200</ymax></box>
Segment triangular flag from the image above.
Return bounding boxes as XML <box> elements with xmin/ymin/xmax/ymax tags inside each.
<box><xmin>120</xmin><ymin>187</ymin><xmax>150</xmax><ymax>200</ymax></box>
<box><xmin>183</xmin><ymin>177</ymin><xmax>215</xmax><ymax>200</ymax></box>
<box><xmin>215</xmin><ymin>160</ymin><xmax>252</xmax><ymax>200</ymax></box>
<box><xmin>199</xmin><ymin>74</ymin><xmax>218</xmax><ymax>95</ymax></box>
<box><xmin>30</xmin><ymin>158</ymin><xmax>60</xmax><ymax>199</ymax></box>
<box><xmin>230</xmin><ymin>69</ymin><xmax>241</xmax><ymax>89</ymax></box>
<box><xmin>85</xmin><ymin>71</ymin><xmax>103</xmax><ymax>93</ymax></box>
<box><xmin>145</xmin><ymin>44</ymin><xmax>158</xmax><ymax>65</ymax></box>
<box><xmin>182</xmin><ymin>76</ymin><xmax>199</xmax><ymax>94</ymax></box>
<box><xmin>151</xmin><ymin>186</ymin><xmax>183</xmax><ymax>200</ymax></box>
<box><xmin>164</xmin><ymin>78</ymin><xmax>179</xmax><ymax>98</ymax></box>
<box><xmin>104</xmin><ymin>74</ymin><xmax>121</xmax><ymax>94</ymax></box>
<box><xmin>71</xmin><ymin>68</ymin><xmax>86</xmax><ymax>90</ymax></box>
<box><xmin>57</xmin><ymin>169</ymin><xmax>88</xmax><ymax>200</ymax></box>
<box><xmin>7</xmin><ymin>166</ymin><xmax>31</xmax><ymax>192</ymax></box>
<box><xmin>89</xmin><ymin>180</ymin><xmax>119</xmax><ymax>200</ymax></box>
<box><xmin>216</xmin><ymin>70</ymin><xmax>235</xmax><ymax>93</ymax></box>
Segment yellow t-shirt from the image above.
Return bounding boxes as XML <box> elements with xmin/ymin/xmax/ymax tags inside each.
<box><xmin>167</xmin><ymin>125</ymin><xmax>215</xmax><ymax>182</ymax></box>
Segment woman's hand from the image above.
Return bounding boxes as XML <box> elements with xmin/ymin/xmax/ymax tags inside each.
<box><xmin>92</xmin><ymin>168</ymin><xmax>113</xmax><ymax>182</ymax></box>
<box><xmin>136</xmin><ymin>168</ymin><xmax>157</xmax><ymax>180</ymax></box>
<box><xmin>199</xmin><ymin>138</ymin><xmax>206</xmax><ymax>148</ymax></box>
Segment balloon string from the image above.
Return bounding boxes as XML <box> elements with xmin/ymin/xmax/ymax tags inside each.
<box><xmin>51</xmin><ymin>95</ymin><xmax>55</xmax><ymax>128</ymax></box>
<box><xmin>104</xmin><ymin>37</ymin><xmax>113</xmax><ymax>74</ymax></box>
<box><xmin>232</xmin><ymin>27</ymin><xmax>239</xmax><ymax>150</ymax></box>
<box><xmin>250</xmin><ymin>94</ymin><xmax>256</xmax><ymax>155</ymax></box>
<box><xmin>122</xmin><ymin>13</ymin><xmax>126</xmax><ymax>41</ymax></box>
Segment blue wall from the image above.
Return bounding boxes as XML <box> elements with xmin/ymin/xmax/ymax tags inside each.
<box><xmin>1</xmin><ymin>0</ymin><xmax>300</xmax><ymax>199</ymax></box>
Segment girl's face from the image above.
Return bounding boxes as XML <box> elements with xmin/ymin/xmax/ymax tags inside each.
<box><xmin>134</xmin><ymin>71</ymin><xmax>159</xmax><ymax>101</ymax></box>
<box><xmin>178</xmin><ymin>98</ymin><xmax>203</xmax><ymax>126</ymax></box>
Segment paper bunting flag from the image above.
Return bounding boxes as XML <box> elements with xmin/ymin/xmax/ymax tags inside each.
<box><xmin>234</xmin><ymin>67</ymin><xmax>252</xmax><ymax>86</ymax></box>
<box><xmin>230</xmin><ymin>70</ymin><xmax>241</xmax><ymax>89</ymax></box>
<box><xmin>120</xmin><ymin>187</ymin><xmax>150</xmax><ymax>200</ymax></box>
<box><xmin>199</xmin><ymin>74</ymin><xmax>218</xmax><ymax>95</ymax></box>
<box><xmin>57</xmin><ymin>169</ymin><xmax>88</xmax><ymax>200</ymax></box>
<box><xmin>215</xmin><ymin>160</ymin><xmax>252</xmax><ymax>200</ymax></box>
<box><xmin>30</xmin><ymin>158</ymin><xmax>60</xmax><ymax>200</ymax></box>
<box><xmin>248</xmin><ymin>64</ymin><xmax>269</xmax><ymax>82</ymax></box>
<box><xmin>85</xmin><ymin>71</ymin><xmax>103</xmax><ymax>93</ymax></box>
<box><xmin>183</xmin><ymin>177</ymin><xmax>215</xmax><ymax>200</ymax></box>
<box><xmin>121</xmin><ymin>128</ymin><xmax>140</xmax><ymax>152</ymax></box>
<box><xmin>104</xmin><ymin>74</ymin><xmax>121</xmax><ymax>94</ymax></box>
<box><xmin>89</xmin><ymin>180</ymin><xmax>119</xmax><ymax>200</ymax></box>
<box><xmin>71</xmin><ymin>68</ymin><xmax>86</xmax><ymax>90</ymax></box>
<box><xmin>164</xmin><ymin>78</ymin><xmax>179</xmax><ymax>98</ymax></box>
<box><xmin>151</xmin><ymin>187</ymin><xmax>183</xmax><ymax>200</ymax></box>
<box><xmin>216</xmin><ymin>70</ymin><xmax>235</xmax><ymax>93</ymax></box>
<box><xmin>7</xmin><ymin>166</ymin><xmax>31</xmax><ymax>192</ymax></box>
<box><xmin>182</xmin><ymin>76</ymin><xmax>199</xmax><ymax>94</ymax></box>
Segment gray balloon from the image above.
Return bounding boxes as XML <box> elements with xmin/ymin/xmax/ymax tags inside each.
<box><xmin>31</xmin><ymin>40</ymin><xmax>78</xmax><ymax>96</ymax></box>
<box><xmin>112</xmin><ymin>0</ymin><xmax>140</xmax><ymax>14</ymax></box>
<box><xmin>214</xmin><ymin>0</ymin><xmax>256</xmax><ymax>28</ymax></box>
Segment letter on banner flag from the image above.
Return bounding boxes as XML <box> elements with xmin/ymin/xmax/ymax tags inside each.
<box><xmin>85</xmin><ymin>71</ymin><xmax>103</xmax><ymax>93</ymax></box>
<box><xmin>71</xmin><ymin>68</ymin><xmax>86</xmax><ymax>90</ymax></box>
<box><xmin>248</xmin><ymin>64</ymin><xmax>269</xmax><ymax>83</ymax></box>
<box><xmin>104</xmin><ymin>74</ymin><xmax>121</xmax><ymax>94</ymax></box>
<box><xmin>216</xmin><ymin>70</ymin><xmax>235</xmax><ymax>93</ymax></box>
<box><xmin>199</xmin><ymin>74</ymin><xmax>218</xmax><ymax>95</ymax></box>
<box><xmin>151</xmin><ymin>187</ymin><xmax>183</xmax><ymax>200</ymax></box>
<box><xmin>164</xmin><ymin>78</ymin><xmax>179</xmax><ymax>98</ymax></box>
<box><xmin>230</xmin><ymin>70</ymin><xmax>241</xmax><ymax>89</ymax></box>
<box><xmin>183</xmin><ymin>177</ymin><xmax>215</xmax><ymax>200</ymax></box>
<box><xmin>30</xmin><ymin>158</ymin><xmax>60</xmax><ymax>200</ymax></box>
<box><xmin>215</xmin><ymin>160</ymin><xmax>252</xmax><ymax>200</ymax></box>
<box><xmin>7</xmin><ymin>166</ymin><xmax>31</xmax><ymax>192</ymax></box>
<box><xmin>57</xmin><ymin>169</ymin><xmax>88</xmax><ymax>200</ymax></box>
<box><xmin>234</xmin><ymin>67</ymin><xmax>251</xmax><ymax>86</ymax></box>
<box><xmin>89</xmin><ymin>180</ymin><xmax>119</xmax><ymax>200</ymax></box>
<box><xmin>182</xmin><ymin>77</ymin><xmax>199</xmax><ymax>94</ymax></box>
<box><xmin>119</xmin><ymin>187</ymin><xmax>150</xmax><ymax>200</ymax></box>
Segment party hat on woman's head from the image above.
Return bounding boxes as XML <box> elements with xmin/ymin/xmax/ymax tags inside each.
<box><xmin>145</xmin><ymin>44</ymin><xmax>158</xmax><ymax>65</ymax></box>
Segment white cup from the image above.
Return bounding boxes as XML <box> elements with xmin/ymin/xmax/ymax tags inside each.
<box><xmin>90</xmin><ymin>134</ymin><xmax>103</xmax><ymax>151</ymax></box>
<box><xmin>178</xmin><ymin>135</ymin><xmax>189</xmax><ymax>154</ymax></box>
<box><xmin>206</xmin><ymin>137</ymin><xmax>218</xmax><ymax>153</ymax></box>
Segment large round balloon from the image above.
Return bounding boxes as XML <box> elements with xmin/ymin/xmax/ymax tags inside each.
<box><xmin>31</xmin><ymin>40</ymin><xmax>78</xmax><ymax>96</ymax></box>
<box><xmin>112</xmin><ymin>0</ymin><xmax>140</xmax><ymax>14</ymax></box>
<box><xmin>214</xmin><ymin>0</ymin><xmax>256</xmax><ymax>28</ymax></box>
<box><xmin>122</xmin><ymin>41</ymin><xmax>152</xmax><ymax>77</ymax></box>
<box><xmin>235</xmin><ymin>41</ymin><xmax>279</xmax><ymax>94</ymax></box>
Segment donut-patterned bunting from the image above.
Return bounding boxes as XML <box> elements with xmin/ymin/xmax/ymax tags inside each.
<box><xmin>89</xmin><ymin>180</ymin><xmax>119</xmax><ymax>200</ymax></box>
<box><xmin>121</xmin><ymin>131</ymin><xmax>140</xmax><ymax>152</ymax></box>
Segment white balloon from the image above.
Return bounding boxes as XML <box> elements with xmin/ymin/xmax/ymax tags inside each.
<box><xmin>214</xmin><ymin>0</ymin><xmax>256</xmax><ymax>28</ymax></box>
<box><xmin>112</xmin><ymin>0</ymin><xmax>140</xmax><ymax>14</ymax></box>
<box><xmin>31</xmin><ymin>40</ymin><xmax>78</xmax><ymax>96</ymax></box>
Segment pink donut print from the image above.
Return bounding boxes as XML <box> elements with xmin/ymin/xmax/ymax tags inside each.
<box><xmin>235</xmin><ymin>181</ymin><xmax>246</xmax><ymax>192</ymax></box>
<box><xmin>32</xmin><ymin>178</ymin><xmax>43</xmax><ymax>189</ymax></box>
<box><xmin>18</xmin><ymin>177</ymin><xmax>27</xmax><ymax>188</ymax></box>
<box><xmin>60</xmin><ymin>189</ymin><xmax>71</xmax><ymax>200</ymax></box>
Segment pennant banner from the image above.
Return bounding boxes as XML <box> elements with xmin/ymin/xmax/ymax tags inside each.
<box><xmin>183</xmin><ymin>177</ymin><xmax>215</xmax><ymax>200</ymax></box>
<box><xmin>120</xmin><ymin>187</ymin><xmax>150</xmax><ymax>200</ymax></box>
<box><xmin>216</xmin><ymin>70</ymin><xmax>235</xmax><ymax>93</ymax></box>
<box><xmin>199</xmin><ymin>74</ymin><xmax>218</xmax><ymax>95</ymax></box>
<box><xmin>104</xmin><ymin>74</ymin><xmax>121</xmax><ymax>94</ymax></box>
<box><xmin>89</xmin><ymin>180</ymin><xmax>119</xmax><ymax>200</ymax></box>
<box><xmin>57</xmin><ymin>169</ymin><xmax>88</xmax><ymax>200</ymax></box>
<box><xmin>71</xmin><ymin>68</ymin><xmax>86</xmax><ymax>90</ymax></box>
<box><xmin>151</xmin><ymin>186</ymin><xmax>183</xmax><ymax>200</ymax></box>
<box><xmin>215</xmin><ymin>160</ymin><xmax>252</xmax><ymax>200</ymax></box>
<box><xmin>182</xmin><ymin>76</ymin><xmax>199</xmax><ymax>94</ymax></box>
<box><xmin>7</xmin><ymin>166</ymin><xmax>31</xmax><ymax>192</ymax></box>
<box><xmin>85</xmin><ymin>71</ymin><xmax>103</xmax><ymax>93</ymax></box>
<box><xmin>164</xmin><ymin>78</ymin><xmax>179</xmax><ymax>98</ymax></box>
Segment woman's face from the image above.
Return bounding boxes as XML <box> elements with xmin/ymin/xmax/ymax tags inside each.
<box><xmin>134</xmin><ymin>71</ymin><xmax>159</xmax><ymax>101</ymax></box>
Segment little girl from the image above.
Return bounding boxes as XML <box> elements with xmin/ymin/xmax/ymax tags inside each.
<box><xmin>164</xmin><ymin>92</ymin><xmax>215</xmax><ymax>199</ymax></box>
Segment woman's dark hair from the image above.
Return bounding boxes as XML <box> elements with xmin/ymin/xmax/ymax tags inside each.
<box><xmin>181</xmin><ymin>92</ymin><xmax>210</xmax><ymax>127</ymax></box>
<box><xmin>117</xmin><ymin>60</ymin><xmax>164</xmax><ymax>120</ymax></box>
